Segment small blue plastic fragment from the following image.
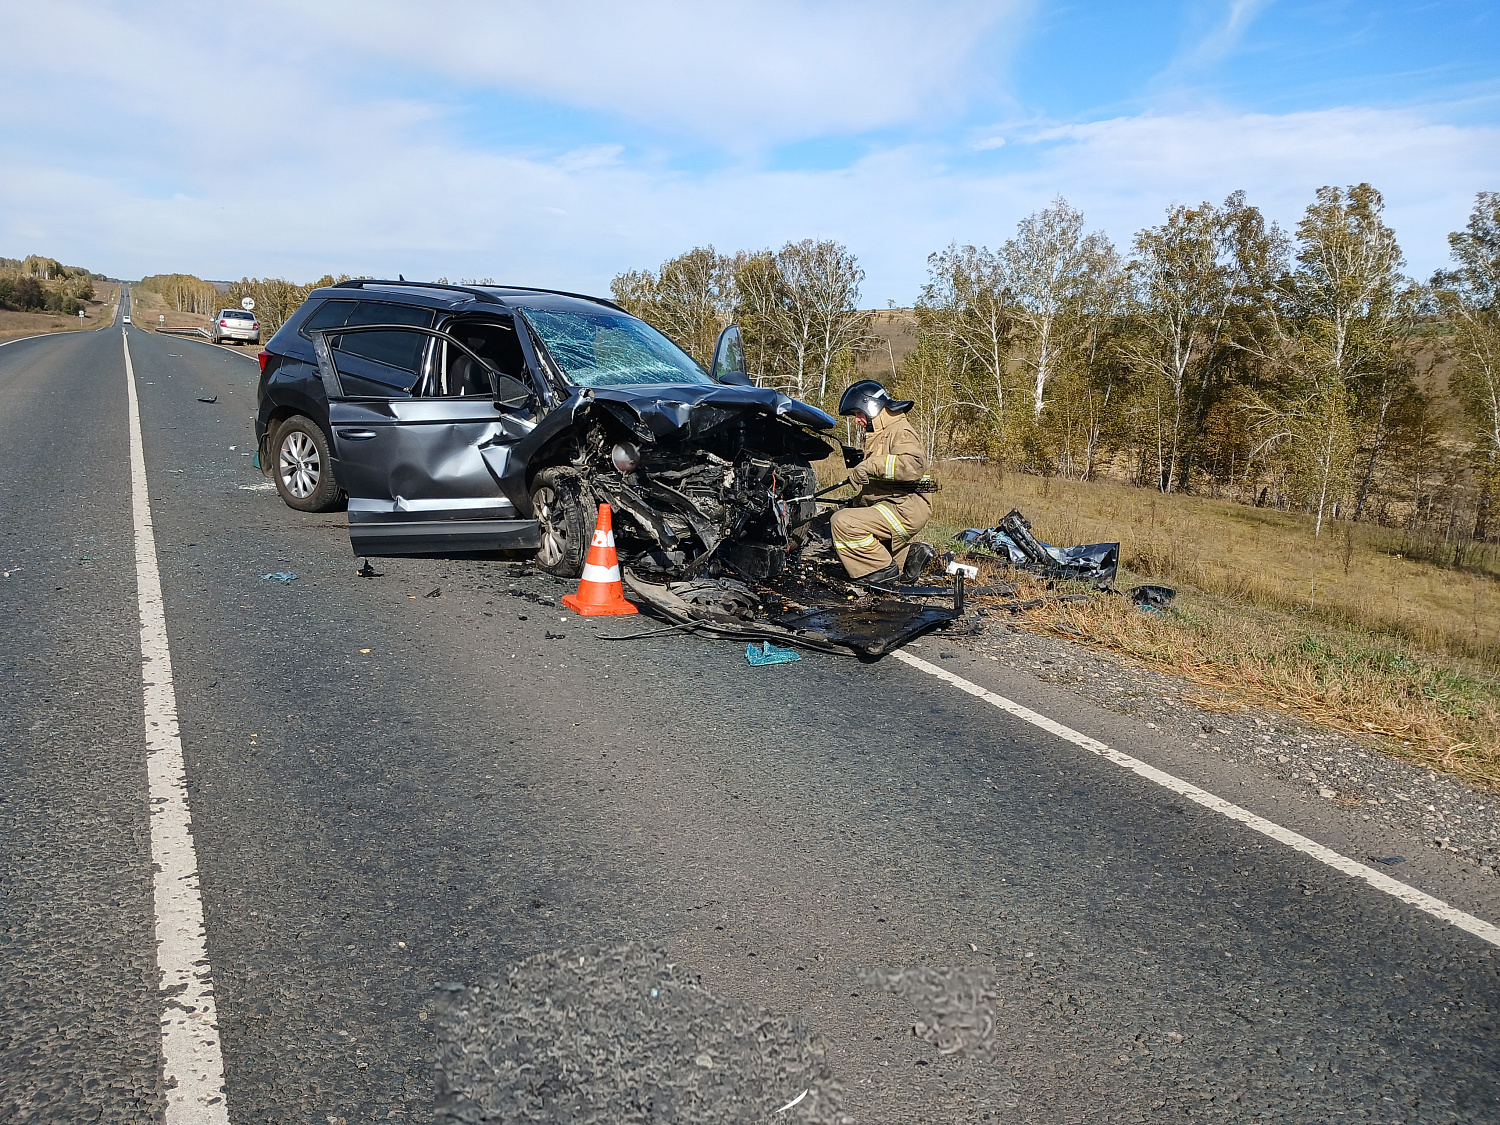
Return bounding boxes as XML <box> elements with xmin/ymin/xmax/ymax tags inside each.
<box><xmin>261</xmin><ymin>572</ymin><xmax>299</xmax><ymax>582</ymax></box>
<box><xmin>745</xmin><ymin>640</ymin><xmax>800</xmax><ymax>665</ymax></box>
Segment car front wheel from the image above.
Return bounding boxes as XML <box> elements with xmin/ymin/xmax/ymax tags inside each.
<box><xmin>272</xmin><ymin>416</ymin><xmax>341</xmax><ymax>512</ymax></box>
<box><xmin>531</xmin><ymin>467</ymin><xmax>589</xmax><ymax>578</ymax></box>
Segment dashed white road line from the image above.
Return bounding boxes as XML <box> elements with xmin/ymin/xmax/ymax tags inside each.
<box><xmin>893</xmin><ymin>649</ymin><xmax>1500</xmax><ymax>951</ymax></box>
<box><xmin>123</xmin><ymin>330</ymin><xmax>231</xmax><ymax>1122</ymax></box>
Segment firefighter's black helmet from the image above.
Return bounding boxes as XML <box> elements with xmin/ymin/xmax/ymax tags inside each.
<box><xmin>837</xmin><ymin>379</ymin><xmax>913</xmax><ymax>420</ymax></box>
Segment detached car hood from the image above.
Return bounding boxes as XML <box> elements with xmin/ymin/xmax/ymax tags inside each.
<box><xmin>578</xmin><ymin>384</ymin><xmax>835</xmax><ymax>441</ymax></box>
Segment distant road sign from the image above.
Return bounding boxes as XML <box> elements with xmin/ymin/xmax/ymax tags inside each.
<box><xmin>78</xmin><ymin>310</ymin><xmax>85</xmax><ymax>320</ymax></box>
<box><xmin>159</xmin><ymin>314</ymin><xmax>165</xmax><ymax>323</ymax></box>
<box><xmin>241</xmin><ymin>297</ymin><xmax>255</xmax><ymax>311</ymax></box>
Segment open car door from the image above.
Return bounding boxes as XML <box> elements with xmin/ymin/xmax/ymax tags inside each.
<box><xmin>315</xmin><ymin>323</ymin><xmax>543</xmax><ymax>556</ymax></box>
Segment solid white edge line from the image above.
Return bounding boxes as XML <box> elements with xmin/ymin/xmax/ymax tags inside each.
<box><xmin>165</xmin><ymin>333</ymin><xmax>262</xmax><ymax>361</ymax></box>
<box><xmin>124</xmin><ymin>330</ymin><xmax>231</xmax><ymax>1122</ymax></box>
<box><xmin>0</xmin><ymin>332</ymin><xmax>71</xmax><ymax>348</ymax></box>
<box><xmin>892</xmin><ymin>649</ymin><xmax>1500</xmax><ymax>951</ymax></box>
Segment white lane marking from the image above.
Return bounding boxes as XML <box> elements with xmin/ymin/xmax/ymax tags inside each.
<box><xmin>892</xmin><ymin>650</ymin><xmax>1500</xmax><ymax>950</ymax></box>
<box><xmin>158</xmin><ymin>331</ymin><xmax>262</xmax><ymax>362</ymax></box>
<box><xmin>0</xmin><ymin>332</ymin><xmax>70</xmax><ymax>348</ymax></box>
<box><xmin>123</xmin><ymin>330</ymin><xmax>231</xmax><ymax>1122</ymax></box>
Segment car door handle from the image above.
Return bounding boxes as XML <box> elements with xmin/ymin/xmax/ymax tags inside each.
<box><xmin>336</xmin><ymin>429</ymin><xmax>378</xmax><ymax>440</ymax></box>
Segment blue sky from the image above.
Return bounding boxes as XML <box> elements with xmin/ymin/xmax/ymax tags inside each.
<box><xmin>1</xmin><ymin>1</ymin><xmax>1496</xmax><ymax>304</ymax></box>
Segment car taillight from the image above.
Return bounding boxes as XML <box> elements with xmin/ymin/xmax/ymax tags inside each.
<box><xmin>257</xmin><ymin>350</ymin><xmax>271</xmax><ymax>374</ymax></box>
<box><xmin>219</xmin><ymin>319</ymin><xmax>228</xmax><ymax>326</ymax></box>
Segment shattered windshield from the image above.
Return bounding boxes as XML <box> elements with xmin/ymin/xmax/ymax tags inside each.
<box><xmin>523</xmin><ymin>309</ymin><xmax>712</xmax><ymax>387</ymax></box>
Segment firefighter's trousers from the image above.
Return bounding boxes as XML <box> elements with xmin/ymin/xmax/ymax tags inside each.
<box><xmin>831</xmin><ymin>493</ymin><xmax>931</xmax><ymax>579</ymax></box>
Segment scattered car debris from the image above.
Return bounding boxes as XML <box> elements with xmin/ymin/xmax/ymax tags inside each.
<box><xmin>425</xmin><ymin>587</ymin><xmax>442</xmax><ymax>597</ymax></box>
<box><xmin>958</xmin><ymin>510</ymin><xmax>1119</xmax><ymax>583</ymax></box>
<box><xmin>1369</xmin><ymin>855</ymin><xmax>1406</xmax><ymax>866</ymax></box>
<box><xmin>1130</xmin><ymin>585</ymin><xmax>1177</xmax><ymax>608</ymax></box>
<box><xmin>545</xmin><ymin>630</ymin><xmax>566</xmax><ymax>639</ymax></box>
<box><xmin>197</xmin><ymin>395</ymin><xmax>217</xmax><ymax>403</ymax></box>
<box><xmin>622</xmin><ymin>570</ymin><xmax>959</xmax><ymax>658</ymax></box>
<box><xmin>261</xmin><ymin>572</ymin><xmax>298</xmax><ymax>582</ymax></box>
<box><xmin>356</xmin><ymin>560</ymin><xmax>382</xmax><ymax>578</ymax></box>
<box><xmin>746</xmin><ymin>641</ymin><xmax>800</xmax><ymax>666</ymax></box>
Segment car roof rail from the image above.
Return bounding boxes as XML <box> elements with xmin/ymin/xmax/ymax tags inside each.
<box><xmin>332</xmin><ymin>279</ymin><xmax>504</xmax><ymax>305</ymax></box>
<box><xmin>477</xmin><ymin>284</ymin><xmax>627</xmax><ymax>313</ymax></box>
<box><xmin>331</xmin><ymin>278</ymin><xmax>624</xmax><ymax>313</ymax></box>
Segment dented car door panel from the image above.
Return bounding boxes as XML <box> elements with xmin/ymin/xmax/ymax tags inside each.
<box><xmin>320</xmin><ymin>325</ymin><xmax>542</xmax><ymax>556</ymax></box>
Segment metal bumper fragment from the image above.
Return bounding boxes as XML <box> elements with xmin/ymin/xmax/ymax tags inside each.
<box><xmin>622</xmin><ymin>572</ymin><xmax>956</xmax><ymax>659</ymax></box>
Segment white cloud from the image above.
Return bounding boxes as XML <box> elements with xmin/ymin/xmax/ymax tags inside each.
<box><xmin>0</xmin><ymin>5</ymin><xmax>1494</xmax><ymax>302</ymax></box>
<box><xmin>279</xmin><ymin>0</ymin><xmax>1025</xmax><ymax>146</ymax></box>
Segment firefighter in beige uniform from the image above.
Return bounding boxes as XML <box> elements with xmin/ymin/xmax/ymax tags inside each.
<box><xmin>830</xmin><ymin>379</ymin><xmax>937</xmax><ymax>587</ymax></box>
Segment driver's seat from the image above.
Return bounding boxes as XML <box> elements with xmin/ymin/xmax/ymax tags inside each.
<box><xmin>446</xmin><ymin>351</ymin><xmax>482</xmax><ymax>396</ymax></box>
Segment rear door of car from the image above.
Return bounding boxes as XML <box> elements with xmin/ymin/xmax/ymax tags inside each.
<box><xmin>317</xmin><ymin>321</ymin><xmax>543</xmax><ymax>556</ymax></box>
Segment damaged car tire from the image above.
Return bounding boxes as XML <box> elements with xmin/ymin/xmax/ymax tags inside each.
<box><xmin>272</xmin><ymin>416</ymin><xmax>342</xmax><ymax>513</ymax></box>
<box><xmin>531</xmin><ymin>467</ymin><xmax>589</xmax><ymax>578</ymax></box>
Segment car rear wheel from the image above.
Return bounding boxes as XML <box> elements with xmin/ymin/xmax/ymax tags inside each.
<box><xmin>531</xmin><ymin>467</ymin><xmax>589</xmax><ymax>578</ymax></box>
<box><xmin>272</xmin><ymin>416</ymin><xmax>341</xmax><ymax>513</ymax></box>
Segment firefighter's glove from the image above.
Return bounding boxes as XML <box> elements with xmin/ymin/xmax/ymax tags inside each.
<box><xmin>841</xmin><ymin>444</ymin><xmax>864</xmax><ymax>469</ymax></box>
<box><xmin>847</xmin><ymin>464</ymin><xmax>870</xmax><ymax>488</ymax></box>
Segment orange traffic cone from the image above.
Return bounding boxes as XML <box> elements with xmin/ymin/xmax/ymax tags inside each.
<box><xmin>562</xmin><ymin>503</ymin><xmax>639</xmax><ymax>617</ymax></box>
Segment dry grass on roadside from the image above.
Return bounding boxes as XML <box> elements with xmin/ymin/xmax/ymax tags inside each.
<box><xmin>982</xmin><ymin>571</ymin><xmax>1500</xmax><ymax>790</ymax></box>
<box><xmin>817</xmin><ymin>455</ymin><xmax>1500</xmax><ymax>787</ymax></box>
<box><xmin>927</xmin><ymin>461</ymin><xmax>1500</xmax><ymax>667</ymax></box>
<box><xmin>126</xmin><ymin>287</ymin><xmax>213</xmax><ymax>331</ymax></box>
<box><xmin>0</xmin><ymin>281</ymin><xmax>120</xmax><ymax>340</ymax></box>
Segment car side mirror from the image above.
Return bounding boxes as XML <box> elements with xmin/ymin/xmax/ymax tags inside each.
<box><xmin>491</xmin><ymin>372</ymin><xmax>534</xmax><ymax>410</ymax></box>
<box><xmin>718</xmin><ymin>369</ymin><xmax>753</xmax><ymax>387</ymax></box>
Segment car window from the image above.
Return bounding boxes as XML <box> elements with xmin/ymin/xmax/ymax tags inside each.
<box><xmin>298</xmin><ymin>299</ymin><xmax>432</xmax><ymax>340</ymax></box>
<box><xmin>299</xmin><ymin>299</ymin><xmax>356</xmax><ymax>338</ymax></box>
<box><xmin>522</xmin><ymin>309</ymin><xmax>711</xmax><ymax>387</ymax></box>
<box><xmin>333</xmin><ymin>328</ymin><xmax>427</xmax><ymax>375</ymax></box>
<box><xmin>447</xmin><ymin>321</ymin><xmax>527</xmax><ymax>381</ymax></box>
<box><xmin>345</xmin><ymin>301</ymin><xmax>434</xmax><ymax>329</ymax></box>
<box><xmin>223</xmin><ymin>310</ymin><xmax>252</xmax><ymax>320</ymax></box>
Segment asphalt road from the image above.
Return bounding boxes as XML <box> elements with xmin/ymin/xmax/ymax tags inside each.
<box><xmin>3</xmin><ymin>302</ymin><xmax>1499</xmax><ymax>1123</ymax></box>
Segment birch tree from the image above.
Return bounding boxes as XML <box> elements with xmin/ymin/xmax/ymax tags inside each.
<box><xmin>1434</xmin><ymin>191</ymin><xmax>1500</xmax><ymax>541</ymax></box>
<box><xmin>1001</xmin><ymin>198</ymin><xmax>1104</xmax><ymax>418</ymax></box>
<box><xmin>916</xmin><ymin>243</ymin><xmax>1012</xmax><ymax>444</ymax></box>
<box><xmin>1123</xmin><ymin>192</ymin><xmax>1284</xmax><ymax>492</ymax></box>
<box><xmin>610</xmin><ymin>247</ymin><xmax>734</xmax><ymax>368</ymax></box>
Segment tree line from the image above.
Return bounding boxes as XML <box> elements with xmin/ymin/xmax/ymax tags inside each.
<box><xmin>0</xmin><ymin>255</ymin><xmax>97</xmax><ymax>315</ymax></box>
<box><xmin>134</xmin><ymin>273</ymin><xmax>354</xmax><ymax>333</ymax></box>
<box><xmin>611</xmin><ymin>187</ymin><xmax>1500</xmax><ymax>553</ymax></box>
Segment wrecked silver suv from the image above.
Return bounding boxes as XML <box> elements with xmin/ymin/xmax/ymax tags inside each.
<box><xmin>257</xmin><ymin>281</ymin><xmax>834</xmax><ymax>578</ymax></box>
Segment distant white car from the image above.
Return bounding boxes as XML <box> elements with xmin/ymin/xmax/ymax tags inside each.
<box><xmin>210</xmin><ymin>308</ymin><xmax>260</xmax><ymax>345</ymax></box>
<box><xmin>123</xmin><ymin>315</ymin><xmax>131</xmax><ymax>323</ymax></box>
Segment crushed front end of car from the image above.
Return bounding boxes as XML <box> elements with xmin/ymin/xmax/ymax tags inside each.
<box><xmin>516</xmin><ymin>383</ymin><xmax>834</xmax><ymax>580</ymax></box>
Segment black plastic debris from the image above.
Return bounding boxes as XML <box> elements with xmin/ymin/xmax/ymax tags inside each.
<box><xmin>1368</xmin><ymin>855</ymin><xmax>1406</xmax><ymax>866</ymax></box>
<box><xmin>957</xmin><ymin>509</ymin><xmax>1118</xmax><ymax>583</ymax></box>
<box><xmin>425</xmin><ymin>587</ymin><xmax>442</xmax><ymax>598</ymax></box>
<box><xmin>356</xmin><ymin>559</ymin><xmax>382</xmax><ymax>578</ymax></box>
<box><xmin>1130</xmin><ymin>585</ymin><xmax>1177</xmax><ymax>608</ymax></box>
<box><xmin>623</xmin><ymin>572</ymin><xmax>956</xmax><ymax>659</ymax></box>
<box><xmin>196</xmin><ymin>395</ymin><xmax>217</xmax><ymax>403</ymax></box>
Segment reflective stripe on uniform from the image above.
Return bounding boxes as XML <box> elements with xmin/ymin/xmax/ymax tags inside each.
<box><xmin>874</xmin><ymin>503</ymin><xmax>907</xmax><ymax>539</ymax></box>
<box><xmin>885</xmin><ymin>453</ymin><xmax>896</xmax><ymax>479</ymax></box>
<box><xmin>833</xmin><ymin>533</ymin><xmax>877</xmax><ymax>550</ymax></box>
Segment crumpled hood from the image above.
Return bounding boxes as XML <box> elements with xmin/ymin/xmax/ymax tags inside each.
<box><xmin>575</xmin><ymin>383</ymin><xmax>834</xmax><ymax>440</ymax></box>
